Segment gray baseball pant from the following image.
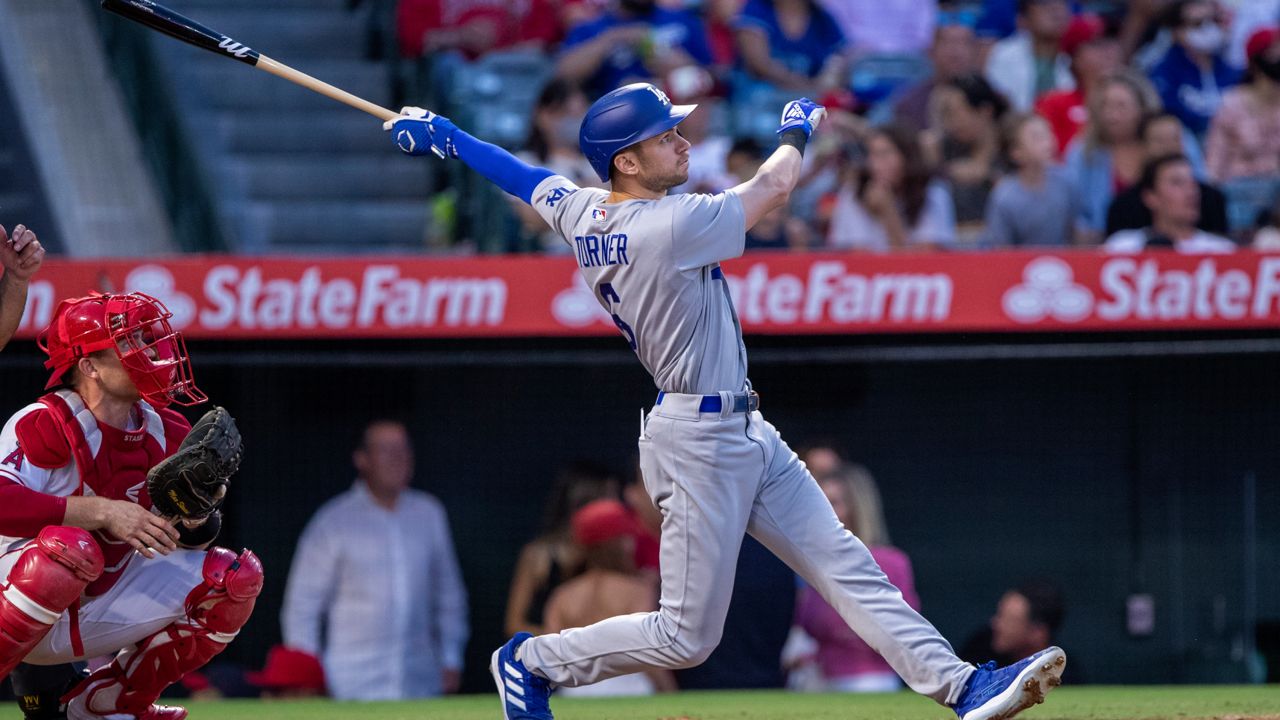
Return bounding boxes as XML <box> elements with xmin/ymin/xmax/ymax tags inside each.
<box><xmin>518</xmin><ymin>392</ymin><xmax>975</xmax><ymax>705</ymax></box>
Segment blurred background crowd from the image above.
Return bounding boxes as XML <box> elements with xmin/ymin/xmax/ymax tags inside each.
<box><xmin>380</xmin><ymin>0</ymin><xmax>1280</xmax><ymax>254</ymax></box>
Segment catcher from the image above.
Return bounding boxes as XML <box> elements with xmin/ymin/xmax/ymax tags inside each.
<box><xmin>0</xmin><ymin>291</ymin><xmax>260</xmax><ymax>720</ymax></box>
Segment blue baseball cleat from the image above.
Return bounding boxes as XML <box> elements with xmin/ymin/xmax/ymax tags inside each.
<box><xmin>953</xmin><ymin>646</ymin><xmax>1066</xmax><ymax>720</ymax></box>
<box><xmin>491</xmin><ymin>632</ymin><xmax>553</xmax><ymax>720</ymax></box>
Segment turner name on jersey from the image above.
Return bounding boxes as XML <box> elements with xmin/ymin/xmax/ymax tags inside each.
<box><xmin>574</xmin><ymin>233</ymin><xmax>630</xmax><ymax>268</ymax></box>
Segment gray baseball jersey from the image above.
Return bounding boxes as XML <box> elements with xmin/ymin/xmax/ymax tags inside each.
<box><xmin>518</xmin><ymin>175</ymin><xmax>975</xmax><ymax>707</ymax></box>
<box><xmin>531</xmin><ymin>177</ymin><xmax>747</xmax><ymax>394</ymax></box>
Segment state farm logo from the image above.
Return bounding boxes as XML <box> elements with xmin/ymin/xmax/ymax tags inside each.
<box><xmin>197</xmin><ymin>265</ymin><xmax>507</xmax><ymax>330</ymax></box>
<box><xmin>1002</xmin><ymin>257</ymin><xmax>1093</xmax><ymax>323</ymax></box>
<box><xmin>551</xmin><ymin>272</ymin><xmax>609</xmax><ymax>328</ymax></box>
<box><xmin>548</xmin><ymin>261</ymin><xmax>953</xmax><ymax>329</ymax></box>
<box><xmin>125</xmin><ymin>265</ymin><xmax>197</xmax><ymax>329</ymax></box>
<box><xmin>1003</xmin><ymin>255</ymin><xmax>1280</xmax><ymax>324</ymax></box>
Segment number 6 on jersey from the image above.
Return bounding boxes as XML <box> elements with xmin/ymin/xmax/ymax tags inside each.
<box><xmin>598</xmin><ymin>283</ymin><xmax>637</xmax><ymax>350</ymax></box>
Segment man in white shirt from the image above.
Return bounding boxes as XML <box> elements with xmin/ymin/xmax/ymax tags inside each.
<box><xmin>1105</xmin><ymin>154</ymin><xmax>1237</xmax><ymax>253</ymax></box>
<box><xmin>281</xmin><ymin>419</ymin><xmax>468</xmax><ymax>700</ymax></box>
<box><xmin>984</xmin><ymin>0</ymin><xmax>1075</xmax><ymax>110</ymax></box>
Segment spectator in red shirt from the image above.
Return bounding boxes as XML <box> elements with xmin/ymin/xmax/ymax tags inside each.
<box><xmin>397</xmin><ymin>0</ymin><xmax>562</xmax><ymax>59</ymax></box>
<box><xmin>1035</xmin><ymin>14</ymin><xmax>1123</xmax><ymax>157</ymax></box>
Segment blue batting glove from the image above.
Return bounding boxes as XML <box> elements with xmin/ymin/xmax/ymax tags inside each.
<box><xmin>777</xmin><ymin>98</ymin><xmax>827</xmax><ymax>139</ymax></box>
<box><xmin>384</xmin><ymin>106</ymin><xmax>458</xmax><ymax>158</ymax></box>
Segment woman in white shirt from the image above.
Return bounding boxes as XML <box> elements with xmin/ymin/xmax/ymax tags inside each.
<box><xmin>826</xmin><ymin>124</ymin><xmax>956</xmax><ymax>251</ymax></box>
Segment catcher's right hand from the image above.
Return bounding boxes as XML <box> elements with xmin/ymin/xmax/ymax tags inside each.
<box><xmin>147</xmin><ymin>406</ymin><xmax>243</xmax><ymax>521</ymax></box>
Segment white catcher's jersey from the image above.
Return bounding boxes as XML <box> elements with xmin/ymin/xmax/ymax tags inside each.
<box><xmin>532</xmin><ymin>176</ymin><xmax>749</xmax><ymax>394</ymax></box>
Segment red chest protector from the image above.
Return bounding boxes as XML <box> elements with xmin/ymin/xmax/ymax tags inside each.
<box><xmin>30</xmin><ymin>390</ymin><xmax>186</xmax><ymax>596</ymax></box>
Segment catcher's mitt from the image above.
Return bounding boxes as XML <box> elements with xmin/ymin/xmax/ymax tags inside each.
<box><xmin>147</xmin><ymin>406</ymin><xmax>243</xmax><ymax>520</ymax></box>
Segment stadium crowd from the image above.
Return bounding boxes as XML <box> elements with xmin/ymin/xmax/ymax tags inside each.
<box><xmin>391</xmin><ymin>0</ymin><xmax>1280</xmax><ymax>253</ymax></box>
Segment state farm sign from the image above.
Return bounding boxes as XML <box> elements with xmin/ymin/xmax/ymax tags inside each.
<box><xmin>1000</xmin><ymin>255</ymin><xmax>1280</xmax><ymax>328</ymax></box>
<box><xmin>197</xmin><ymin>265</ymin><xmax>506</xmax><ymax>330</ymax></box>
<box><xmin>12</xmin><ymin>251</ymin><xmax>1280</xmax><ymax>340</ymax></box>
<box><xmin>726</xmin><ymin>261</ymin><xmax>951</xmax><ymax>325</ymax></box>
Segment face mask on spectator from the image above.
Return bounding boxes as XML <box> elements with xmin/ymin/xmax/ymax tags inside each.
<box><xmin>1259</xmin><ymin>57</ymin><xmax>1280</xmax><ymax>82</ymax></box>
<box><xmin>1184</xmin><ymin>23</ymin><xmax>1225</xmax><ymax>54</ymax></box>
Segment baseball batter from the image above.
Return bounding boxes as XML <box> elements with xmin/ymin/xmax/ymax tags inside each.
<box><xmin>389</xmin><ymin>84</ymin><xmax>1066</xmax><ymax>720</ymax></box>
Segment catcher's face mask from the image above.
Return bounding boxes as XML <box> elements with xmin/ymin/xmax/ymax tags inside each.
<box><xmin>39</xmin><ymin>292</ymin><xmax>206</xmax><ymax>408</ymax></box>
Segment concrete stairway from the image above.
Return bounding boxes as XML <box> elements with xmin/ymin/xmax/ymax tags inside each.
<box><xmin>152</xmin><ymin>0</ymin><xmax>432</xmax><ymax>252</ymax></box>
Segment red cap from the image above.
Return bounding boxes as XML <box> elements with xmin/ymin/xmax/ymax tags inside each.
<box><xmin>1061</xmin><ymin>14</ymin><xmax>1105</xmax><ymax>56</ymax></box>
<box><xmin>246</xmin><ymin>646</ymin><xmax>326</xmax><ymax>691</ymax></box>
<box><xmin>571</xmin><ymin>499</ymin><xmax>641</xmax><ymax>547</ymax></box>
<box><xmin>1246</xmin><ymin>26</ymin><xmax>1280</xmax><ymax>64</ymax></box>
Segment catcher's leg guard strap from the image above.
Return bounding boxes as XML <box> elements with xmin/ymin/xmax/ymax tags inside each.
<box><xmin>63</xmin><ymin>548</ymin><xmax>261</xmax><ymax>717</ymax></box>
<box><xmin>0</xmin><ymin>527</ymin><xmax>103</xmax><ymax>682</ymax></box>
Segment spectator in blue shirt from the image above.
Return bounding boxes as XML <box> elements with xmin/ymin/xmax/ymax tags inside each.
<box><xmin>556</xmin><ymin>0</ymin><xmax>712</xmax><ymax>98</ymax></box>
<box><xmin>734</xmin><ymin>0</ymin><xmax>847</xmax><ymax>94</ymax></box>
<box><xmin>1147</xmin><ymin>0</ymin><xmax>1242</xmax><ymax>135</ymax></box>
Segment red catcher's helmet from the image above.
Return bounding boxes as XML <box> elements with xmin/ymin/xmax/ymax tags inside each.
<box><xmin>37</xmin><ymin>292</ymin><xmax>206</xmax><ymax>408</ymax></box>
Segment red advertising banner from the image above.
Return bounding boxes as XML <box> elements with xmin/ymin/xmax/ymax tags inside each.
<box><xmin>13</xmin><ymin>251</ymin><xmax>1280</xmax><ymax>339</ymax></box>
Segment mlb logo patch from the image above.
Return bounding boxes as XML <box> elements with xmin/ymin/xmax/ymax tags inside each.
<box><xmin>592</xmin><ymin>207</ymin><xmax>608</xmax><ymax>223</ymax></box>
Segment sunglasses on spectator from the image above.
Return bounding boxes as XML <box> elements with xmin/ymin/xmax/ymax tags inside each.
<box><xmin>1182</xmin><ymin>16</ymin><xmax>1218</xmax><ymax>28</ymax></box>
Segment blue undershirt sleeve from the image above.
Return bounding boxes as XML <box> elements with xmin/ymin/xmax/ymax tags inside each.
<box><xmin>451</xmin><ymin>131</ymin><xmax>555</xmax><ymax>205</ymax></box>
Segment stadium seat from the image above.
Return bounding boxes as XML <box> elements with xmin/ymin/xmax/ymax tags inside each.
<box><xmin>443</xmin><ymin>50</ymin><xmax>554</xmax><ymax>149</ymax></box>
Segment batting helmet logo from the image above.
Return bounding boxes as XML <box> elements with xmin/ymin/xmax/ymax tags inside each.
<box><xmin>578</xmin><ymin>83</ymin><xmax>697</xmax><ymax>182</ymax></box>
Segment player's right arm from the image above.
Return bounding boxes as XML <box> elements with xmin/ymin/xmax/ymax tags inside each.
<box><xmin>729</xmin><ymin>99</ymin><xmax>827</xmax><ymax>231</ymax></box>
<box><xmin>385</xmin><ymin>108</ymin><xmax>558</xmax><ymax>206</ymax></box>
<box><xmin>0</xmin><ymin>406</ymin><xmax>178</xmax><ymax>556</ymax></box>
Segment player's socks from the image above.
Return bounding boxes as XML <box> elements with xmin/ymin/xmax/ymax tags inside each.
<box><xmin>491</xmin><ymin>633</ymin><xmax>553</xmax><ymax>720</ymax></box>
<box><xmin>952</xmin><ymin>646</ymin><xmax>1066</xmax><ymax>720</ymax></box>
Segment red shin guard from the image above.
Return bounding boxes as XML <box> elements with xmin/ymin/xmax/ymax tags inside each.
<box><xmin>0</xmin><ymin>527</ymin><xmax>103</xmax><ymax>681</ymax></box>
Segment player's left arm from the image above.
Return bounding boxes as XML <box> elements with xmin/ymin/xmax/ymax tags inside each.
<box><xmin>385</xmin><ymin>108</ymin><xmax>555</xmax><ymax>205</ymax></box>
<box><xmin>0</xmin><ymin>224</ymin><xmax>45</xmax><ymax>351</ymax></box>
<box><xmin>729</xmin><ymin>99</ymin><xmax>826</xmax><ymax>230</ymax></box>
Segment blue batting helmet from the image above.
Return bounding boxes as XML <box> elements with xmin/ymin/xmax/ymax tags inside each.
<box><xmin>579</xmin><ymin>83</ymin><xmax>697</xmax><ymax>182</ymax></box>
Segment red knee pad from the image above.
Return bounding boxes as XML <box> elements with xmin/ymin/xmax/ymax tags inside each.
<box><xmin>63</xmin><ymin>548</ymin><xmax>263</xmax><ymax>716</ymax></box>
<box><xmin>0</xmin><ymin>527</ymin><xmax>103</xmax><ymax>681</ymax></box>
<box><xmin>184</xmin><ymin>548</ymin><xmax>262</xmax><ymax>635</ymax></box>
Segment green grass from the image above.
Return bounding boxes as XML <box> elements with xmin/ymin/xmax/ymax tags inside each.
<box><xmin>17</xmin><ymin>687</ymin><xmax>1275</xmax><ymax>720</ymax></box>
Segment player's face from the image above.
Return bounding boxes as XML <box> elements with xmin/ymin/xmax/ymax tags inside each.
<box><xmin>634</xmin><ymin>128</ymin><xmax>692</xmax><ymax>192</ymax></box>
<box><xmin>81</xmin><ymin>350</ymin><xmax>142</xmax><ymax>403</ymax></box>
<box><xmin>356</xmin><ymin>422</ymin><xmax>414</xmax><ymax>495</ymax></box>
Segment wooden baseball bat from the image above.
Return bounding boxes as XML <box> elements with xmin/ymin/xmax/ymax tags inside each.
<box><xmin>100</xmin><ymin>0</ymin><xmax>398</xmax><ymax>123</ymax></box>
